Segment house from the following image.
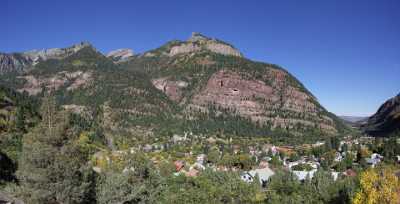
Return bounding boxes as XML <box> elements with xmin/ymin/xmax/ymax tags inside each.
<box><xmin>142</xmin><ymin>144</ymin><xmax>152</xmax><ymax>152</ymax></box>
<box><xmin>190</xmin><ymin>163</ymin><xmax>205</xmax><ymax>171</ymax></box>
<box><xmin>241</xmin><ymin>167</ymin><xmax>275</xmax><ymax>187</ymax></box>
<box><xmin>174</xmin><ymin>160</ymin><xmax>185</xmax><ymax>172</ymax></box>
<box><xmin>334</xmin><ymin>152</ymin><xmax>343</xmax><ymax>162</ymax></box>
<box><xmin>196</xmin><ymin>154</ymin><xmax>207</xmax><ymax>165</ymax></box>
<box><xmin>331</xmin><ymin>172</ymin><xmax>339</xmax><ymax>181</ymax></box>
<box><xmin>292</xmin><ymin>169</ymin><xmax>317</xmax><ymax>181</ymax></box>
<box><xmin>172</xmin><ymin>134</ymin><xmax>187</xmax><ymax>143</ymax></box>
<box><xmin>366</xmin><ymin>153</ymin><xmax>383</xmax><ymax>167</ymax></box>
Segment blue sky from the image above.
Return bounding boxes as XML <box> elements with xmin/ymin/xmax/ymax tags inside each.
<box><xmin>2</xmin><ymin>0</ymin><xmax>399</xmax><ymax>116</ymax></box>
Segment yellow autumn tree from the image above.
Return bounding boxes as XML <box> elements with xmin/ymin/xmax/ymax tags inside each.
<box><xmin>353</xmin><ymin>167</ymin><xmax>400</xmax><ymax>204</ymax></box>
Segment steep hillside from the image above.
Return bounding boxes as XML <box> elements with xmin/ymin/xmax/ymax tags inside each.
<box><xmin>121</xmin><ymin>33</ymin><xmax>348</xmax><ymax>142</ymax></box>
<box><xmin>361</xmin><ymin>93</ymin><xmax>400</xmax><ymax>136</ymax></box>
<box><xmin>0</xmin><ymin>84</ymin><xmax>39</xmax><ymax>173</ymax></box>
<box><xmin>0</xmin><ymin>85</ymin><xmax>39</xmax><ymax>134</ymax></box>
<box><xmin>0</xmin><ymin>33</ymin><xmax>349</xmax><ymax>144</ymax></box>
<box><xmin>0</xmin><ymin>42</ymin><xmax>91</xmax><ymax>74</ymax></box>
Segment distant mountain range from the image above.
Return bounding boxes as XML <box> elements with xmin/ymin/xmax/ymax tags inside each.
<box><xmin>361</xmin><ymin>93</ymin><xmax>400</xmax><ymax>137</ymax></box>
<box><xmin>0</xmin><ymin>32</ymin><xmax>349</xmax><ymax>144</ymax></box>
<box><xmin>339</xmin><ymin>116</ymin><xmax>368</xmax><ymax>123</ymax></box>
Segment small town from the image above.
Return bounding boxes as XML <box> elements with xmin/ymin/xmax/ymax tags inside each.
<box><xmin>91</xmin><ymin>132</ymin><xmax>400</xmax><ymax>189</ymax></box>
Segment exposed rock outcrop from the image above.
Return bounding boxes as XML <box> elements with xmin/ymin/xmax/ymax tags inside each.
<box><xmin>144</xmin><ymin>32</ymin><xmax>243</xmax><ymax>58</ymax></box>
<box><xmin>0</xmin><ymin>53</ymin><xmax>32</xmax><ymax>74</ymax></box>
<box><xmin>187</xmin><ymin>69</ymin><xmax>336</xmax><ymax>133</ymax></box>
<box><xmin>152</xmin><ymin>77</ymin><xmax>188</xmax><ymax>102</ymax></box>
<box><xmin>169</xmin><ymin>32</ymin><xmax>243</xmax><ymax>57</ymax></box>
<box><xmin>0</xmin><ymin>42</ymin><xmax>93</xmax><ymax>74</ymax></box>
<box><xmin>23</xmin><ymin>41</ymin><xmax>92</xmax><ymax>63</ymax></box>
<box><xmin>17</xmin><ymin>70</ymin><xmax>93</xmax><ymax>95</ymax></box>
<box><xmin>107</xmin><ymin>48</ymin><xmax>134</xmax><ymax>62</ymax></box>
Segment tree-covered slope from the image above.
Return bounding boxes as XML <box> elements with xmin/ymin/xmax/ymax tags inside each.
<box><xmin>0</xmin><ymin>34</ymin><xmax>349</xmax><ymax>145</ymax></box>
<box><xmin>361</xmin><ymin>93</ymin><xmax>400</xmax><ymax>137</ymax></box>
<box><xmin>120</xmin><ymin>34</ymin><xmax>349</xmax><ymax>141</ymax></box>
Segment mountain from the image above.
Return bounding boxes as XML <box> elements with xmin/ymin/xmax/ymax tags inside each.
<box><xmin>340</xmin><ymin>116</ymin><xmax>368</xmax><ymax>123</ymax></box>
<box><xmin>107</xmin><ymin>48</ymin><xmax>134</xmax><ymax>62</ymax></box>
<box><xmin>361</xmin><ymin>93</ymin><xmax>400</xmax><ymax>137</ymax></box>
<box><xmin>0</xmin><ymin>42</ymin><xmax>92</xmax><ymax>74</ymax></box>
<box><xmin>0</xmin><ymin>33</ymin><xmax>349</xmax><ymax>145</ymax></box>
<box><xmin>142</xmin><ymin>32</ymin><xmax>243</xmax><ymax>58</ymax></box>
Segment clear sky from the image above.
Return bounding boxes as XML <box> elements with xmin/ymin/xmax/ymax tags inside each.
<box><xmin>2</xmin><ymin>0</ymin><xmax>399</xmax><ymax>116</ymax></box>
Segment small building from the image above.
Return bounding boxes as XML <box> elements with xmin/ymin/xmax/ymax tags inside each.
<box><xmin>142</xmin><ymin>144</ymin><xmax>153</xmax><ymax>152</ymax></box>
<box><xmin>366</xmin><ymin>153</ymin><xmax>383</xmax><ymax>167</ymax></box>
<box><xmin>174</xmin><ymin>160</ymin><xmax>185</xmax><ymax>172</ymax></box>
<box><xmin>172</xmin><ymin>134</ymin><xmax>187</xmax><ymax>143</ymax></box>
<box><xmin>292</xmin><ymin>169</ymin><xmax>317</xmax><ymax>181</ymax></box>
<box><xmin>196</xmin><ymin>154</ymin><xmax>207</xmax><ymax>165</ymax></box>
<box><xmin>334</xmin><ymin>152</ymin><xmax>343</xmax><ymax>162</ymax></box>
<box><xmin>241</xmin><ymin>167</ymin><xmax>275</xmax><ymax>187</ymax></box>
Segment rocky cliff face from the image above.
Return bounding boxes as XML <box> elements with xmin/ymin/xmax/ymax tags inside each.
<box><xmin>361</xmin><ymin>93</ymin><xmax>400</xmax><ymax>136</ymax></box>
<box><xmin>0</xmin><ymin>53</ymin><xmax>32</xmax><ymax>74</ymax></box>
<box><xmin>144</xmin><ymin>32</ymin><xmax>243</xmax><ymax>58</ymax></box>
<box><xmin>107</xmin><ymin>48</ymin><xmax>134</xmax><ymax>62</ymax></box>
<box><xmin>0</xmin><ymin>42</ymin><xmax>92</xmax><ymax>74</ymax></box>
<box><xmin>187</xmin><ymin>69</ymin><xmax>335</xmax><ymax>132</ymax></box>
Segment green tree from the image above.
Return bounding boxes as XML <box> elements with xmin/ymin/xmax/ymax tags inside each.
<box><xmin>16</xmin><ymin>96</ymin><xmax>96</xmax><ymax>203</ymax></box>
<box><xmin>207</xmin><ymin>148</ymin><xmax>220</xmax><ymax>164</ymax></box>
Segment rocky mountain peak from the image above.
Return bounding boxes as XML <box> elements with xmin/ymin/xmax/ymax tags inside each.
<box><xmin>107</xmin><ymin>48</ymin><xmax>134</xmax><ymax>62</ymax></box>
<box><xmin>188</xmin><ymin>32</ymin><xmax>210</xmax><ymax>42</ymax></box>
<box><xmin>144</xmin><ymin>32</ymin><xmax>243</xmax><ymax>58</ymax></box>
<box><xmin>0</xmin><ymin>42</ymin><xmax>95</xmax><ymax>74</ymax></box>
<box><xmin>23</xmin><ymin>41</ymin><xmax>93</xmax><ymax>61</ymax></box>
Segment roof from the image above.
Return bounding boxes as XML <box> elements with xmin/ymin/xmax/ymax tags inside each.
<box><xmin>174</xmin><ymin>160</ymin><xmax>185</xmax><ymax>171</ymax></box>
<box><xmin>248</xmin><ymin>167</ymin><xmax>275</xmax><ymax>182</ymax></box>
<box><xmin>344</xmin><ymin>169</ymin><xmax>357</xmax><ymax>177</ymax></box>
<box><xmin>292</xmin><ymin>169</ymin><xmax>317</xmax><ymax>181</ymax></box>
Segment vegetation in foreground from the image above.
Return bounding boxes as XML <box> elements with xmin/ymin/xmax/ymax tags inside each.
<box><xmin>0</xmin><ymin>94</ymin><xmax>399</xmax><ymax>204</ymax></box>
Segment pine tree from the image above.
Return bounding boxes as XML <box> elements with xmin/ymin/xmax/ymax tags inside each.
<box><xmin>16</xmin><ymin>95</ymin><xmax>96</xmax><ymax>203</ymax></box>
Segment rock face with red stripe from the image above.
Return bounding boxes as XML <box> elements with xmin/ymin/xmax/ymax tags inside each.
<box><xmin>138</xmin><ymin>33</ymin><xmax>345</xmax><ymax>136</ymax></box>
<box><xmin>0</xmin><ymin>33</ymin><xmax>348</xmax><ymax>141</ymax></box>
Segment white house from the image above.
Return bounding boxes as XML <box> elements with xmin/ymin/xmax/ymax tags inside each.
<box><xmin>292</xmin><ymin>169</ymin><xmax>317</xmax><ymax>181</ymax></box>
<box><xmin>241</xmin><ymin>167</ymin><xmax>275</xmax><ymax>187</ymax></box>
<box><xmin>366</xmin><ymin>153</ymin><xmax>383</xmax><ymax>167</ymax></box>
<box><xmin>292</xmin><ymin>169</ymin><xmax>338</xmax><ymax>181</ymax></box>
